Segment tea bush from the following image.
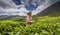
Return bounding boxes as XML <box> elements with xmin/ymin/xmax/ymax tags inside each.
<box><xmin>0</xmin><ymin>17</ymin><xmax>60</xmax><ymax>35</ymax></box>
<box><xmin>0</xmin><ymin>10</ymin><xmax>60</xmax><ymax>35</ymax></box>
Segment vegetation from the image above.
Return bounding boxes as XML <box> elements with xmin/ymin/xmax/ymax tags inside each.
<box><xmin>0</xmin><ymin>10</ymin><xmax>60</xmax><ymax>35</ymax></box>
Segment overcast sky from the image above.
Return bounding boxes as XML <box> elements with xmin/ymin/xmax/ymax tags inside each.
<box><xmin>0</xmin><ymin>0</ymin><xmax>59</xmax><ymax>16</ymax></box>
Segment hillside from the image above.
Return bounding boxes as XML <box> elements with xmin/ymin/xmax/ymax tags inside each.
<box><xmin>0</xmin><ymin>1</ymin><xmax>60</xmax><ymax>35</ymax></box>
<box><xmin>0</xmin><ymin>1</ymin><xmax>60</xmax><ymax>20</ymax></box>
<box><xmin>38</xmin><ymin>1</ymin><xmax>60</xmax><ymax>16</ymax></box>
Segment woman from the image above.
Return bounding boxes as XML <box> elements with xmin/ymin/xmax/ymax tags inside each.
<box><xmin>26</xmin><ymin>12</ymin><xmax>34</xmax><ymax>25</ymax></box>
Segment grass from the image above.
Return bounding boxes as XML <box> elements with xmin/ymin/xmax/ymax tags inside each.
<box><xmin>0</xmin><ymin>10</ymin><xmax>60</xmax><ymax>35</ymax></box>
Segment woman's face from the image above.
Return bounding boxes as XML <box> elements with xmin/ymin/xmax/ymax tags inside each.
<box><xmin>27</xmin><ymin>12</ymin><xmax>31</xmax><ymax>16</ymax></box>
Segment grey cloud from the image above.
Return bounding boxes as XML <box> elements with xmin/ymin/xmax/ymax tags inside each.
<box><xmin>0</xmin><ymin>0</ymin><xmax>59</xmax><ymax>16</ymax></box>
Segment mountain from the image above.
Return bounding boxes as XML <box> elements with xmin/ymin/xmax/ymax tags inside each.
<box><xmin>38</xmin><ymin>1</ymin><xmax>60</xmax><ymax>16</ymax></box>
<box><xmin>0</xmin><ymin>1</ymin><xmax>60</xmax><ymax>20</ymax></box>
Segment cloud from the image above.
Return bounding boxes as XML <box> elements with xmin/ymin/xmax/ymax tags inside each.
<box><xmin>0</xmin><ymin>0</ymin><xmax>16</xmax><ymax>8</ymax></box>
<box><xmin>0</xmin><ymin>0</ymin><xmax>59</xmax><ymax>16</ymax></box>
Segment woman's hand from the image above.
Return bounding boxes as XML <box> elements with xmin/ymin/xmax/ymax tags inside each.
<box><xmin>31</xmin><ymin>20</ymin><xmax>34</xmax><ymax>23</ymax></box>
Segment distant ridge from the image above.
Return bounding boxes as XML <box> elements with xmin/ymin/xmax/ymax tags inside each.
<box><xmin>38</xmin><ymin>1</ymin><xmax>60</xmax><ymax>16</ymax></box>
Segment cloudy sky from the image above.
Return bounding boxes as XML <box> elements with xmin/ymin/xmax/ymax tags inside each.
<box><xmin>0</xmin><ymin>0</ymin><xmax>59</xmax><ymax>16</ymax></box>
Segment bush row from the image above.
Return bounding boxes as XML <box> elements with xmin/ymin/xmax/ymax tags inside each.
<box><xmin>0</xmin><ymin>20</ymin><xmax>60</xmax><ymax>35</ymax></box>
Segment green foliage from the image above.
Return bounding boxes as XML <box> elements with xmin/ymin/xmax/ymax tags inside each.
<box><xmin>0</xmin><ymin>18</ymin><xmax>60</xmax><ymax>35</ymax></box>
<box><xmin>0</xmin><ymin>10</ymin><xmax>60</xmax><ymax>35</ymax></box>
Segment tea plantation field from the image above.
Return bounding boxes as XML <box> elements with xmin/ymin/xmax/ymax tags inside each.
<box><xmin>0</xmin><ymin>10</ymin><xmax>60</xmax><ymax>35</ymax></box>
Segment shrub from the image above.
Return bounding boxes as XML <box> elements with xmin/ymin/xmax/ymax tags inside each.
<box><xmin>0</xmin><ymin>20</ymin><xmax>60</xmax><ymax>35</ymax></box>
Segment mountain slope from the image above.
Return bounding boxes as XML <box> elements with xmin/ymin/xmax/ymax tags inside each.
<box><xmin>0</xmin><ymin>1</ymin><xmax>60</xmax><ymax>20</ymax></box>
<box><xmin>38</xmin><ymin>1</ymin><xmax>60</xmax><ymax>16</ymax></box>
